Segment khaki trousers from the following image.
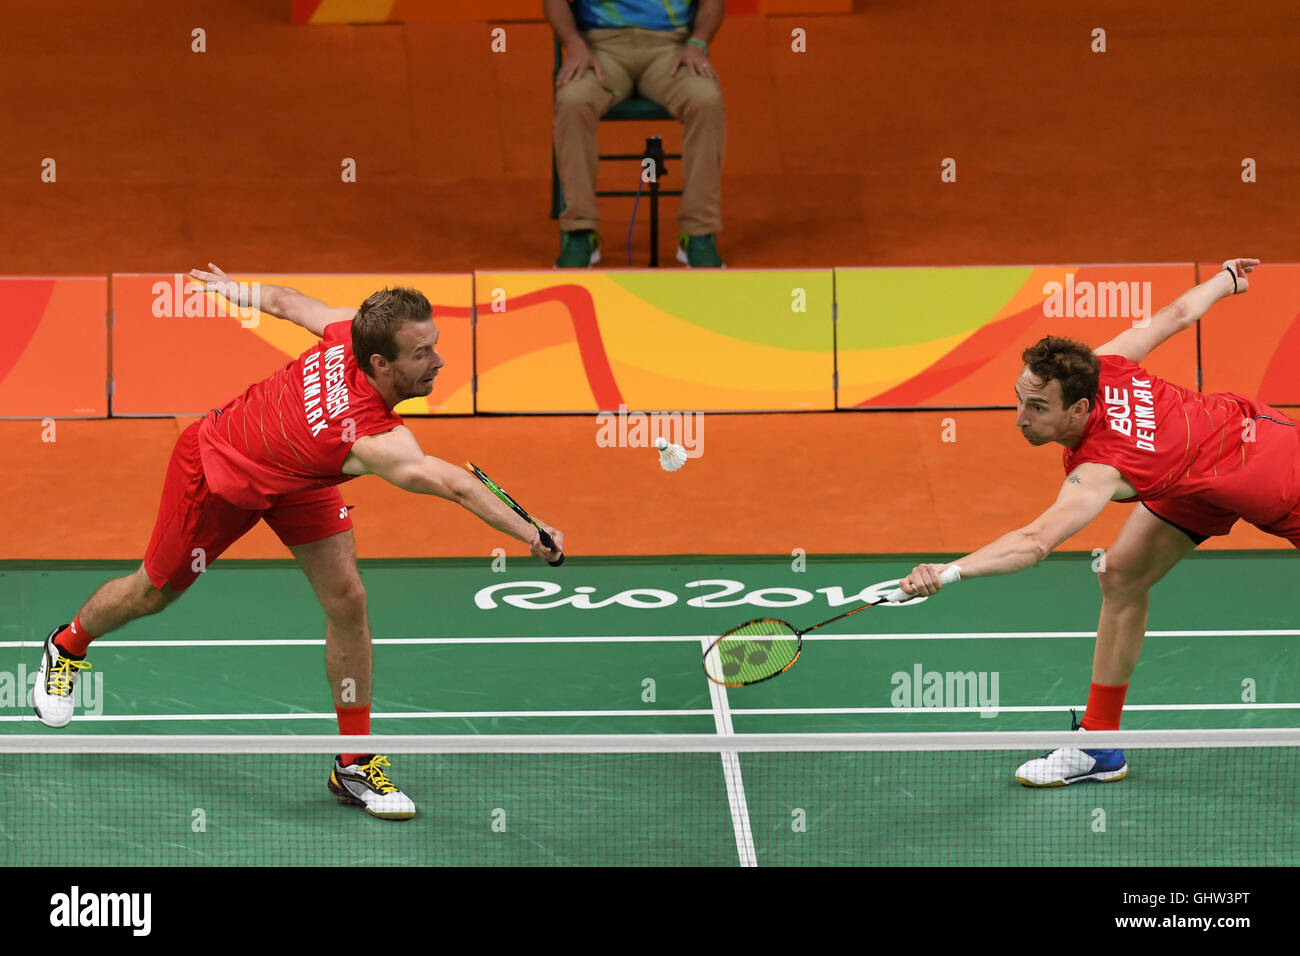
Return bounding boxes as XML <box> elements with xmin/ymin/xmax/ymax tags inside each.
<box><xmin>554</xmin><ymin>27</ymin><xmax>725</xmax><ymax>236</ymax></box>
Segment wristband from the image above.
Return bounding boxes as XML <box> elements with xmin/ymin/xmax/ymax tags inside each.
<box><xmin>1223</xmin><ymin>265</ymin><xmax>1238</xmax><ymax>294</ymax></box>
<box><xmin>686</xmin><ymin>38</ymin><xmax>709</xmax><ymax>54</ymax></box>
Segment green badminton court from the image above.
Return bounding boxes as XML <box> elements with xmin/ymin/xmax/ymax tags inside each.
<box><xmin>1</xmin><ymin>552</ymin><xmax>1296</xmax><ymax>865</ymax></box>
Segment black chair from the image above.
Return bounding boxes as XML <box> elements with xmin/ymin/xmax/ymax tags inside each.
<box><xmin>550</xmin><ymin>37</ymin><xmax>683</xmax><ymax>266</ymax></box>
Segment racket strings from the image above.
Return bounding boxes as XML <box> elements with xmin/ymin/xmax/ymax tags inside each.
<box><xmin>704</xmin><ymin>619</ymin><xmax>801</xmax><ymax>685</ymax></box>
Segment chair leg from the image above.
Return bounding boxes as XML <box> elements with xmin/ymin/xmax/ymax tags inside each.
<box><xmin>646</xmin><ymin>136</ymin><xmax>666</xmax><ymax>268</ymax></box>
<box><xmin>649</xmin><ymin>178</ymin><xmax>660</xmax><ymax>268</ymax></box>
<box><xmin>550</xmin><ymin>146</ymin><xmax>562</xmax><ymax>220</ymax></box>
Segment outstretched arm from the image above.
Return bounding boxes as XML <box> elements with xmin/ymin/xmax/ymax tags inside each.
<box><xmin>1095</xmin><ymin>258</ymin><xmax>1258</xmax><ymax>365</ymax></box>
<box><xmin>342</xmin><ymin>425</ymin><xmax>565</xmax><ymax>564</ymax></box>
<box><xmin>189</xmin><ymin>263</ymin><xmax>356</xmax><ymax>337</ymax></box>
<box><xmin>898</xmin><ymin>463</ymin><xmax>1124</xmax><ymax>596</ymax></box>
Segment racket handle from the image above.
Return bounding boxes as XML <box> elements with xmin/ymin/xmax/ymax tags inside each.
<box><xmin>886</xmin><ymin>564</ymin><xmax>962</xmax><ymax>603</ymax></box>
<box><xmin>537</xmin><ymin>528</ymin><xmax>565</xmax><ymax>567</ymax></box>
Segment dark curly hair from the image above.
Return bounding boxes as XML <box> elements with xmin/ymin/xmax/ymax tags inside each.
<box><xmin>1021</xmin><ymin>336</ymin><xmax>1099</xmax><ymax>412</ymax></box>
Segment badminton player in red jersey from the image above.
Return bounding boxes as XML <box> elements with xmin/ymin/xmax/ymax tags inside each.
<box><xmin>32</xmin><ymin>265</ymin><xmax>565</xmax><ymax>820</ymax></box>
<box><xmin>897</xmin><ymin>258</ymin><xmax>1298</xmax><ymax>786</ymax></box>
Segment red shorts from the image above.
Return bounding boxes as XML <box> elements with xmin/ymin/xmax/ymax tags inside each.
<box><xmin>1145</xmin><ymin>413</ymin><xmax>1300</xmax><ymax>548</ymax></box>
<box><xmin>144</xmin><ymin>421</ymin><xmax>354</xmax><ymax>592</ymax></box>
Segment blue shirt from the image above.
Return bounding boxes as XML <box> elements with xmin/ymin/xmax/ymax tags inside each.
<box><xmin>571</xmin><ymin>1</ymin><xmax>696</xmax><ymax>32</ymax></box>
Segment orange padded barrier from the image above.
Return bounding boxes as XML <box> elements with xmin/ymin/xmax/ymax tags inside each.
<box><xmin>111</xmin><ymin>274</ymin><xmax>474</xmax><ymax>416</ymax></box>
<box><xmin>0</xmin><ymin>277</ymin><xmax>107</xmax><ymax>418</ymax></box>
<box><xmin>1197</xmin><ymin>262</ymin><xmax>1300</xmax><ymax>405</ymax></box>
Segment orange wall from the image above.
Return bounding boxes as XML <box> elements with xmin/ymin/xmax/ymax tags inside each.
<box><xmin>293</xmin><ymin>0</ymin><xmax>852</xmax><ymax>23</ymax></box>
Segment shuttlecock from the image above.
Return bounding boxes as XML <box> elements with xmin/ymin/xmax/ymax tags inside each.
<box><xmin>654</xmin><ymin>436</ymin><xmax>688</xmax><ymax>472</ymax></box>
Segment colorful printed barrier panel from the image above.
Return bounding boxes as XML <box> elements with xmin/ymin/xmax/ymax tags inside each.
<box><xmin>18</xmin><ymin>264</ymin><xmax>1289</xmax><ymax>421</ymax></box>
<box><xmin>0</xmin><ymin>277</ymin><xmax>107</xmax><ymax>418</ymax></box>
<box><xmin>111</xmin><ymin>274</ymin><xmax>473</xmax><ymax>416</ymax></box>
<box><xmin>473</xmin><ymin>270</ymin><xmax>834</xmax><ymax>412</ymax></box>
<box><xmin>1198</xmin><ymin>262</ymin><xmax>1300</xmax><ymax>405</ymax></box>
<box><xmin>835</xmin><ymin>265</ymin><xmax>1200</xmax><ymax>408</ymax></box>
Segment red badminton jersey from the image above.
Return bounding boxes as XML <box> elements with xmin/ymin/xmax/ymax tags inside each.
<box><xmin>1063</xmin><ymin>354</ymin><xmax>1294</xmax><ymax>509</ymax></box>
<box><xmin>196</xmin><ymin>320</ymin><xmax>404</xmax><ymax>509</ymax></box>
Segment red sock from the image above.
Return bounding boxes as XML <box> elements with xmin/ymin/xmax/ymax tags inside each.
<box><xmin>1080</xmin><ymin>682</ymin><xmax>1128</xmax><ymax>730</ymax></box>
<box><xmin>336</xmin><ymin>704</ymin><xmax>371</xmax><ymax>765</ymax></box>
<box><xmin>54</xmin><ymin>614</ymin><xmax>95</xmax><ymax>657</ymax></box>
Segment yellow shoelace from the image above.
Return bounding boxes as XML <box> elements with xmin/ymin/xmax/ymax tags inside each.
<box><xmin>47</xmin><ymin>656</ymin><xmax>91</xmax><ymax>698</ymax></box>
<box><xmin>361</xmin><ymin>755</ymin><xmax>399</xmax><ymax>795</ymax></box>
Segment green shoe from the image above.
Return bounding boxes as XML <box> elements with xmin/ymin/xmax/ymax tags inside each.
<box><xmin>555</xmin><ymin>230</ymin><xmax>601</xmax><ymax>268</ymax></box>
<box><xmin>676</xmin><ymin>233</ymin><xmax>724</xmax><ymax>268</ymax></box>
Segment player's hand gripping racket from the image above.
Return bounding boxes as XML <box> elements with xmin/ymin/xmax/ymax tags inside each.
<box><xmin>702</xmin><ymin>565</ymin><xmax>962</xmax><ymax>686</ymax></box>
<box><xmin>464</xmin><ymin>462</ymin><xmax>565</xmax><ymax>567</ymax></box>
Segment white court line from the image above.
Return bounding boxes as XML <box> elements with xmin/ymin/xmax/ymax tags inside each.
<box><xmin>2</xmin><ymin>629</ymin><xmax>1297</xmax><ymax>649</ymax></box>
<box><xmin>802</xmin><ymin>629</ymin><xmax>1300</xmax><ymax>640</ymax></box>
<box><xmin>0</xmin><ymin>637</ymin><xmax>699</xmax><ymax>648</ymax></box>
<box><xmin>3</xmin><ymin>702</ymin><xmax>1297</xmax><ymax>723</ymax></box>
<box><xmin>731</xmin><ymin>703</ymin><xmax>1300</xmax><ymax>715</ymax></box>
<box><xmin>0</xmin><ymin>709</ymin><xmax>714</xmax><ymax>723</ymax></box>
<box><xmin>702</xmin><ymin>636</ymin><xmax>757</xmax><ymax>868</ymax></box>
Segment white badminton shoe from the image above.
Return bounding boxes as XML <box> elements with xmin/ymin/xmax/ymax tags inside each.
<box><xmin>32</xmin><ymin>625</ymin><xmax>92</xmax><ymax>729</ymax></box>
<box><xmin>1016</xmin><ymin>712</ymin><xmax>1128</xmax><ymax>787</ymax></box>
<box><xmin>328</xmin><ymin>754</ymin><xmax>417</xmax><ymax>820</ymax></box>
